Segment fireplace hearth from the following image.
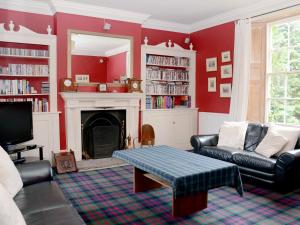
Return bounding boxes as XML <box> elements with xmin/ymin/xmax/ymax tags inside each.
<box><xmin>81</xmin><ymin>110</ymin><xmax>126</xmax><ymax>159</ymax></box>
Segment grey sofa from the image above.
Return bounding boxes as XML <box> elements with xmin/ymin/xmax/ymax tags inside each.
<box><xmin>15</xmin><ymin>160</ymin><xmax>85</xmax><ymax>225</ymax></box>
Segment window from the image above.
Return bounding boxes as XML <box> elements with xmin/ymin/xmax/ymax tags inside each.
<box><xmin>266</xmin><ymin>17</ymin><xmax>300</xmax><ymax>125</ymax></box>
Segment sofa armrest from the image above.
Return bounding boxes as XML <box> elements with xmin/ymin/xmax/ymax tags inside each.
<box><xmin>275</xmin><ymin>149</ymin><xmax>300</xmax><ymax>184</ymax></box>
<box><xmin>190</xmin><ymin>134</ymin><xmax>219</xmax><ymax>152</ymax></box>
<box><xmin>16</xmin><ymin>160</ymin><xmax>53</xmax><ymax>187</ymax></box>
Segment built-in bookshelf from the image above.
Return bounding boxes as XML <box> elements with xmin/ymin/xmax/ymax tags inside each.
<box><xmin>0</xmin><ymin>21</ymin><xmax>57</xmax><ymax>113</ymax></box>
<box><xmin>141</xmin><ymin>39</ymin><xmax>197</xmax><ymax>149</ymax></box>
<box><xmin>142</xmin><ymin>42</ymin><xmax>195</xmax><ymax>110</ymax></box>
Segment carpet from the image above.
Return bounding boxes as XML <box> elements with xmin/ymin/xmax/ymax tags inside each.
<box><xmin>55</xmin><ymin>165</ymin><xmax>300</xmax><ymax>225</ymax></box>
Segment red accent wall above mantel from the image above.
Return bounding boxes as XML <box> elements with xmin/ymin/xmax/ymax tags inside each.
<box><xmin>191</xmin><ymin>22</ymin><xmax>235</xmax><ymax>114</ymax></box>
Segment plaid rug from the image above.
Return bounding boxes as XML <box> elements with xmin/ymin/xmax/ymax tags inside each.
<box><xmin>55</xmin><ymin>165</ymin><xmax>300</xmax><ymax>225</ymax></box>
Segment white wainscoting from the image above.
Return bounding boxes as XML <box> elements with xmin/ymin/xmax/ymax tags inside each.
<box><xmin>198</xmin><ymin>112</ymin><xmax>231</xmax><ymax>135</ymax></box>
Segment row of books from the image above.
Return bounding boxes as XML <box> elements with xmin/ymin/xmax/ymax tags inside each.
<box><xmin>146</xmin><ymin>67</ymin><xmax>189</xmax><ymax>81</ymax></box>
<box><xmin>146</xmin><ymin>82</ymin><xmax>189</xmax><ymax>95</ymax></box>
<box><xmin>146</xmin><ymin>95</ymin><xmax>175</xmax><ymax>109</ymax></box>
<box><xmin>0</xmin><ymin>47</ymin><xmax>49</xmax><ymax>57</ymax></box>
<box><xmin>0</xmin><ymin>79</ymin><xmax>34</xmax><ymax>95</ymax></box>
<box><xmin>0</xmin><ymin>64</ymin><xmax>49</xmax><ymax>76</ymax></box>
<box><xmin>0</xmin><ymin>98</ymin><xmax>49</xmax><ymax>112</ymax></box>
<box><xmin>146</xmin><ymin>55</ymin><xmax>189</xmax><ymax>67</ymax></box>
<box><xmin>41</xmin><ymin>82</ymin><xmax>50</xmax><ymax>94</ymax></box>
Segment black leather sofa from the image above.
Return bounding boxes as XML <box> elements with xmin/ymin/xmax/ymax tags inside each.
<box><xmin>15</xmin><ymin>160</ymin><xmax>85</xmax><ymax>225</ymax></box>
<box><xmin>191</xmin><ymin>123</ymin><xmax>300</xmax><ymax>191</ymax></box>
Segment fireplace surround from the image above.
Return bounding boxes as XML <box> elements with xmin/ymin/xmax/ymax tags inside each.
<box><xmin>61</xmin><ymin>92</ymin><xmax>142</xmax><ymax>160</ymax></box>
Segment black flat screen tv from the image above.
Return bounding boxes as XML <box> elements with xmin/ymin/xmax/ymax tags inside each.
<box><xmin>0</xmin><ymin>102</ymin><xmax>33</xmax><ymax>149</ymax></box>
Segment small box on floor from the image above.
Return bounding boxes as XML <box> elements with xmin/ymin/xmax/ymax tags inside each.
<box><xmin>53</xmin><ymin>150</ymin><xmax>78</xmax><ymax>174</ymax></box>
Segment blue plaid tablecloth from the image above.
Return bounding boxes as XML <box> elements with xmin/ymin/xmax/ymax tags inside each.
<box><xmin>113</xmin><ymin>145</ymin><xmax>243</xmax><ymax>198</ymax></box>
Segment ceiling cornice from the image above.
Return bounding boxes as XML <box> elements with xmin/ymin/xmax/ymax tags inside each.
<box><xmin>189</xmin><ymin>0</ymin><xmax>300</xmax><ymax>33</ymax></box>
<box><xmin>142</xmin><ymin>19</ymin><xmax>190</xmax><ymax>34</ymax></box>
<box><xmin>1</xmin><ymin>0</ymin><xmax>300</xmax><ymax>34</ymax></box>
<box><xmin>0</xmin><ymin>0</ymin><xmax>53</xmax><ymax>15</ymax></box>
<box><xmin>49</xmin><ymin>0</ymin><xmax>150</xmax><ymax>24</ymax></box>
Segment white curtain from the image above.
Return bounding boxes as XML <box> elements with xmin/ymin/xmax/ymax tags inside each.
<box><xmin>230</xmin><ymin>19</ymin><xmax>252</xmax><ymax>121</ymax></box>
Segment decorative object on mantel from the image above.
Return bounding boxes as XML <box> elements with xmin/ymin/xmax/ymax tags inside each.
<box><xmin>60</xmin><ymin>78</ymin><xmax>76</xmax><ymax>92</ymax></box>
<box><xmin>220</xmin><ymin>83</ymin><xmax>232</xmax><ymax>98</ymax></box>
<box><xmin>98</xmin><ymin>83</ymin><xmax>107</xmax><ymax>92</ymax></box>
<box><xmin>127</xmin><ymin>78</ymin><xmax>143</xmax><ymax>93</ymax></box>
<box><xmin>54</xmin><ymin>150</ymin><xmax>78</xmax><ymax>174</ymax></box>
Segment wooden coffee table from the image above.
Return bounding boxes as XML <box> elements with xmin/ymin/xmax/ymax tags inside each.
<box><xmin>113</xmin><ymin>145</ymin><xmax>243</xmax><ymax>217</ymax></box>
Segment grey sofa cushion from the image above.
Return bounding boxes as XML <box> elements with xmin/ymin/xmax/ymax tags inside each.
<box><xmin>200</xmin><ymin>146</ymin><xmax>240</xmax><ymax>162</ymax></box>
<box><xmin>232</xmin><ymin>152</ymin><xmax>276</xmax><ymax>173</ymax></box>
<box><xmin>244</xmin><ymin>123</ymin><xmax>264</xmax><ymax>152</ymax></box>
<box><xmin>14</xmin><ymin>181</ymin><xmax>71</xmax><ymax>216</ymax></box>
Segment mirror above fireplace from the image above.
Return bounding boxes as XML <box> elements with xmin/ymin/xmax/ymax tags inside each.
<box><xmin>67</xmin><ymin>30</ymin><xmax>133</xmax><ymax>84</ymax></box>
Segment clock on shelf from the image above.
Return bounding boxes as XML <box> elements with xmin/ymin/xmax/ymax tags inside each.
<box><xmin>127</xmin><ymin>78</ymin><xmax>143</xmax><ymax>93</ymax></box>
<box><xmin>60</xmin><ymin>78</ymin><xmax>76</xmax><ymax>92</ymax></box>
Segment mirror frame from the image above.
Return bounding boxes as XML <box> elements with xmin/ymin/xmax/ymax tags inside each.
<box><xmin>67</xmin><ymin>29</ymin><xmax>134</xmax><ymax>80</ymax></box>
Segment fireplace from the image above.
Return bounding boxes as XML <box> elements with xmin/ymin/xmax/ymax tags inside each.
<box><xmin>81</xmin><ymin>110</ymin><xmax>126</xmax><ymax>159</ymax></box>
<box><xmin>60</xmin><ymin>92</ymin><xmax>142</xmax><ymax>161</ymax></box>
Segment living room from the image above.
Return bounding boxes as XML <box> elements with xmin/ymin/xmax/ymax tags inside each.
<box><xmin>0</xmin><ymin>0</ymin><xmax>300</xmax><ymax>224</ymax></box>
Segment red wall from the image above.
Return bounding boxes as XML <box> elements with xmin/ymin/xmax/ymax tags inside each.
<box><xmin>106</xmin><ymin>52</ymin><xmax>127</xmax><ymax>82</ymax></box>
<box><xmin>72</xmin><ymin>55</ymin><xmax>107</xmax><ymax>83</ymax></box>
<box><xmin>142</xmin><ymin>28</ymin><xmax>189</xmax><ymax>49</ymax></box>
<box><xmin>191</xmin><ymin>22</ymin><xmax>235</xmax><ymax>113</ymax></box>
<box><xmin>55</xmin><ymin>12</ymin><xmax>142</xmax><ymax>149</ymax></box>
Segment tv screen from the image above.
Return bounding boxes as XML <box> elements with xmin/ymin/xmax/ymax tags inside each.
<box><xmin>0</xmin><ymin>102</ymin><xmax>33</xmax><ymax>148</ymax></box>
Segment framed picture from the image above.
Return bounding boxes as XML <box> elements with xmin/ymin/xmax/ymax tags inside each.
<box><xmin>75</xmin><ymin>74</ymin><xmax>90</xmax><ymax>83</ymax></box>
<box><xmin>208</xmin><ymin>77</ymin><xmax>216</xmax><ymax>92</ymax></box>
<box><xmin>98</xmin><ymin>83</ymin><xmax>107</xmax><ymax>92</ymax></box>
<box><xmin>221</xmin><ymin>64</ymin><xmax>232</xmax><ymax>78</ymax></box>
<box><xmin>206</xmin><ymin>57</ymin><xmax>217</xmax><ymax>72</ymax></box>
<box><xmin>220</xmin><ymin>83</ymin><xmax>232</xmax><ymax>98</ymax></box>
<box><xmin>221</xmin><ymin>51</ymin><xmax>231</xmax><ymax>62</ymax></box>
<box><xmin>54</xmin><ymin>150</ymin><xmax>78</xmax><ymax>174</ymax></box>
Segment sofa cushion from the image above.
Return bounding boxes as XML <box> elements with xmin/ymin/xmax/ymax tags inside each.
<box><xmin>232</xmin><ymin>152</ymin><xmax>276</xmax><ymax>173</ymax></box>
<box><xmin>0</xmin><ymin>183</ymin><xmax>26</xmax><ymax>225</ymax></box>
<box><xmin>0</xmin><ymin>146</ymin><xmax>23</xmax><ymax>197</ymax></box>
<box><xmin>200</xmin><ymin>146</ymin><xmax>239</xmax><ymax>162</ymax></box>
<box><xmin>14</xmin><ymin>181</ymin><xmax>71</xmax><ymax>216</ymax></box>
<box><xmin>255</xmin><ymin>130</ymin><xmax>288</xmax><ymax>157</ymax></box>
<box><xmin>23</xmin><ymin>206</ymin><xmax>85</xmax><ymax>225</ymax></box>
<box><xmin>244</xmin><ymin>123</ymin><xmax>263</xmax><ymax>152</ymax></box>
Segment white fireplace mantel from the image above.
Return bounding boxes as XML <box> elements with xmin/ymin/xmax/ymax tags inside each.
<box><xmin>61</xmin><ymin>92</ymin><xmax>142</xmax><ymax>160</ymax></box>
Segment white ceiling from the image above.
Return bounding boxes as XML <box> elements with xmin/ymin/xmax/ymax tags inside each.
<box><xmin>64</xmin><ymin>0</ymin><xmax>264</xmax><ymax>24</ymax></box>
<box><xmin>71</xmin><ymin>34</ymin><xmax>130</xmax><ymax>57</ymax></box>
<box><xmin>1</xmin><ymin>0</ymin><xmax>299</xmax><ymax>33</ymax></box>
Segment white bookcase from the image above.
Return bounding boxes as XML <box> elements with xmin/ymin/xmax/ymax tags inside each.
<box><xmin>141</xmin><ymin>38</ymin><xmax>198</xmax><ymax>149</ymax></box>
<box><xmin>0</xmin><ymin>21</ymin><xmax>60</xmax><ymax>160</ymax></box>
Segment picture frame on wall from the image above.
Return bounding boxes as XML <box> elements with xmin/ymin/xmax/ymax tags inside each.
<box><xmin>220</xmin><ymin>83</ymin><xmax>232</xmax><ymax>98</ymax></box>
<box><xmin>75</xmin><ymin>74</ymin><xmax>90</xmax><ymax>83</ymax></box>
<box><xmin>98</xmin><ymin>83</ymin><xmax>107</xmax><ymax>92</ymax></box>
<box><xmin>208</xmin><ymin>77</ymin><xmax>216</xmax><ymax>92</ymax></box>
<box><xmin>221</xmin><ymin>51</ymin><xmax>231</xmax><ymax>62</ymax></box>
<box><xmin>206</xmin><ymin>57</ymin><xmax>217</xmax><ymax>72</ymax></box>
<box><xmin>221</xmin><ymin>64</ymin><xmax>232</xmax><ymax>78</ymax></box>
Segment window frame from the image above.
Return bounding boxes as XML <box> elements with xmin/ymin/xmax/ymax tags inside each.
<box><xmin>265</xmin><ymin>16</ymin><xmax>300</xmax><ymax>125</ymax></box>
